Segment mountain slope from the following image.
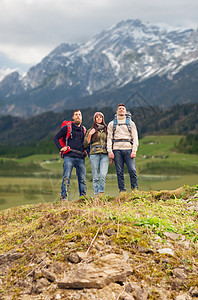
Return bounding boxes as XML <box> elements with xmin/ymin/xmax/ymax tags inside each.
<box><xmin>0</xmin><ymin>19</ymin><xmax>198</xmax><ymax>116</ymax></box>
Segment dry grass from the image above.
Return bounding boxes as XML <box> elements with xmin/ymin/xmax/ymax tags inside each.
<box><xmin>0</xmin><ymin>185</ymin><xmax>198</xmax><ymax>299</ymax></box>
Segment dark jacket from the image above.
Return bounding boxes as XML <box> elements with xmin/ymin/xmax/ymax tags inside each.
<box><xmin>53</xmin><ymin>123</ymin><xmax>86</xmax><ymax>158</ymax></box>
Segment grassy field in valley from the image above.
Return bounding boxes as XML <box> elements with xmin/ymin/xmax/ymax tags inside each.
<box><xmin>0</xmin><ymin>135</ymin><xmax>197</xmax><ymax>210</ymax></box>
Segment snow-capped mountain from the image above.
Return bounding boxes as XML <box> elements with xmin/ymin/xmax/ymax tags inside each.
<box><xmin>0</xmin><ymin>19</ymin><xmax>198</xmax><ymax>116</ymax></box>
<box><xmin>0</xmin><ymin>67</ymin><xmax>19</xmax><ymax>82</ymax></box>
<box><xmin>21</xmin><ymin>19</ymin><xmax>198</xmax><ymax>92</ymax></box>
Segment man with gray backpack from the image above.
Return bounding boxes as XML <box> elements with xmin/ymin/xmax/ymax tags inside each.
<box><xmin>107</xmin><ymin>103</ymin><xmax>139</xmax><ymax>193</ymax></box>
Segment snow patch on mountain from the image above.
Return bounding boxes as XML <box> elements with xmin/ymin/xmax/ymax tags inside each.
<box><xmin>0</xmin><ymin>67</ymin><xmax>18</xmax><ymax>81</ymax></box>
<box><xmin>1</xmin><ymin>19</ymin><xmax>198</xmax><ymax>105</ymax></box>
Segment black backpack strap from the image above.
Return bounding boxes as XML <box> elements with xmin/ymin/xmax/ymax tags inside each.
<box><xmin>65</xmin><ymin>123</ymin><xmax>73</xmax><ymax>148</ymax></box>
<box><xmin>125</xmin><ymin>112</ymin><xmax>133</xmax><ymax>145</ymax></box>
<box><xmin>112</xmin><ymin>112</ymin><xmax>133</xmax><ymax>148</ymax></box>
<box><xmin>112</xmin><ymin>113</ymin><xmax>118</xmax><ymax>148</ymax></box>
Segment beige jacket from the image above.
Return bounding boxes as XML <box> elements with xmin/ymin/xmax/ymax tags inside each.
<box><xmin>107</xmin><ymin>115</ymin><xmax>139</xmax><ymax>155</ymax></box>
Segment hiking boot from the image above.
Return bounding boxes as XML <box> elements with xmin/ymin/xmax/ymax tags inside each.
<box><xmin>60</xmin><ymin>195</ymin><xmax>68</xmax><ymax>201</ymax></box>
<box><xmin>119</xmin><ymin>190</ymin><xmax>127</xmax><ymax>194</ymax></box>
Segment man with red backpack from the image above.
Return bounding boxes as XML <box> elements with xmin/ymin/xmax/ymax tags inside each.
<box><xmin>53</xmin><ymin>110</ymin><xmax>87</xmax><ymax>201</ymax></box>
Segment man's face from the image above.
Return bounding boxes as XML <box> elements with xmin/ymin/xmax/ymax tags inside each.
<box><xmin>117</xmin><ymin>105</ymin><xmax>126</xmax><ymax>116</ymax></box>
<box><xmin>73</xmin><ymin>111</ymin><xmax>82</xmax><ymax>125</ymax></box>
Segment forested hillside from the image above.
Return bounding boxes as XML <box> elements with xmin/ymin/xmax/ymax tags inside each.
<box><xmin>0</xmin><ymin>103</ymin><xmax>197</xmax><ymax>157</ymax></box>
<box><xmin>174</xmin><ymin>135</ymin><xmax>198</xmax><ymax>154</ymax></box>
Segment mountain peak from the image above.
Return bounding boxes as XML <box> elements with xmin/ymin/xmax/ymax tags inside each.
<box><xmin>0</xmin><ymin>18</ymin><xmax>198</xmax><ymax>116</ymax></box>
<box><xmin>49</xmin><ymin>43</ymin><xmax>79</xmax><ymax>57</ymax></box>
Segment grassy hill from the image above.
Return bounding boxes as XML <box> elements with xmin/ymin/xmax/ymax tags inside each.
<box><xmin>137</xmin><ymin>136</ymin><xmax>198</xmax><ymax>175</ymax></box>
<box><xmin>0</xmin><ymin>185</ymin><xmax>198</xmax><ymax>299</ymax></box>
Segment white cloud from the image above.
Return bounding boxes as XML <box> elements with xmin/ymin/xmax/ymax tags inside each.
<box><xmin>0</xmin><ymin>43</ymin><xmax>52</xmax><ymax>65</ymax></box>
<box><xmin>0</xmin><ymin>0</ymin><xmax>198</xmax><ymax>71</ymax></box>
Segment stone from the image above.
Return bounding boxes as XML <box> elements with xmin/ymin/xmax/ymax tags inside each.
<box><xmin>164</xmin><ymin>231</ymin><xmax>180</xmax><ymax>241</ymax></box>
<box><xmin>189</xmin><ymin>287</ymin><xmax>198</xmax><ymax>297</ymax></box>
<box><xmin>105</xmin><ymin>228</ymin><xmax>116</xmax><ymax>236</ymax></box>
<box><xmin>76</xmin><ymin>251</ymin><xmax>88</xmax><ymax>261</ymax></box>
<box><xmin>33</xmin><ymin>278</ymin><xmax>50</xmax><ymax>294</ymax></box>
<box><xmin>128</xmin><ymin>283</ymin><xmax>149</xmax><ymax>300</ymax></box>
<box><xmin>137</xmin><ymin>246</ymin><xmax>154</xmax><ymax>254</ymax></box>
<box><xmin>171</xmin><ymin>278</ymin><xmax>184</xmax><ymax>290</ymax></box>
<box><xmin>0</xmin><ymin>250</ymin><xmax>23</xmax><ymax>265</ymax></box>
<box><xmin>118</xmin><ymin>292</ymin><xmax>135</xmax><ymax>300</ymax></box>
<box><xmin>36</xmin><ymin>253</ymin><xmax>47</xmax><ymax>264</ymax></box>
<box><xmin>157</xmin><ymin>248</ymin><xmax>175</xmax><ymax>256</ymax></box>
<box><xmin>175</xmin><ymin>294</ymin><xmax>191</xmax><ymax>300</ymax></box>
<box><xmin>68</xmin><ymin>252</ymin><xmax>81</xmax><ymax>264</ymax></box>
<box><xmin>125</xmin><ymin>283</ymin><xmax>133</xmax><ymax>293</ymax></box>
<box><xmin>178</xmin><ymin>240</ymin><xmax>190</xmax><ymax>250</ymax></box>
<box><xmin>0</xmin><ymin>254</ymin><xmax>7</xmax><ymax>265</ymax></box>
<box><xmin>0</xmin><ymin>264</ymin><xmax>9</xmax><ymax>276</ymax></box>
<box><xmin>57</xmin><ymin>253</ymin><xmax>133</xmax><ymax>289</ymax></box>
<box><xmin>173</xmin><ymin>268</ymin><xmax>187</xmax><ymax>280</ymax></box>
<box><xmin>123</xmin><ymin>251</ymin><xmax>129</xmax><ymax>262</ymax></box>
<box><xmin>52</xmin><ymin>261</ymin><xmax>63</xmax><ymax>274</ymax></box>
<box><xmin>42</xmin><ymin>269</ymin><xmax>56</xmax><ymax>282</ymax></box>
<box><xmin>8</xmin><ymin>250</ymin><xmax>23</xmax><ymax>261</ymax></box>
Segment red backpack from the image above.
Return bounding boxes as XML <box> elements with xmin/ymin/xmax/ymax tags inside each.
<box><xmin>59</xmin><ymin>120</ymin><xmax>87</xmax><ymax>157</ymax></box>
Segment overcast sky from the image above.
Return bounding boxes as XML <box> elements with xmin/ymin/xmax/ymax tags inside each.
<box><xmin>0</xmin><ymin>0</ymin><xmax>198</xmax><ymax>74</ymax></box>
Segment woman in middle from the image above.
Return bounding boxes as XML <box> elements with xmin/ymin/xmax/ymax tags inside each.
<box><xmin>84</xmin><ymin>112</ymin><xmax>109</xmax><ymax>198</ymax></box>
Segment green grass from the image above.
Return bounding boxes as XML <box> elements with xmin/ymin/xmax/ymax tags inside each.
<box><xmin>18</xmin><ymin>154</ymin><xmax>58</xmax><ymax>163</ymax></box>
<box><xmin>136</xmin><ymin>135</ymin><xmax>198</xmax><ymax>174</ymax></box>
<box><xmin>138</xmin><ymin>135</ymin><xmax>180</xmax><ymax>155</ymax></box>
<box><xmin>0</xmin><ymin>185</ymin><xmax>198</xmax><ymax>298</ymax></box>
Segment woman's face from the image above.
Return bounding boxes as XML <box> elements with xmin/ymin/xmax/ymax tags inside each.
<box><xmin>95</xmin><ymin>114</ymin><xmax>103</xmax><ymax>124</ymax></box>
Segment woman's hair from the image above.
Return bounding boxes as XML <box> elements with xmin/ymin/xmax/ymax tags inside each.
<box><xmin>92</xmin><ymin>113</ymin><xmax>107</xmax><ymax>139</ymax></box>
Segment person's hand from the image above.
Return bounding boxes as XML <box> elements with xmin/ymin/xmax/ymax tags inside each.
<box><xmin>60</xmin><ymin>146</ymin><xmax>68</xmax><ymax>152</ymax></box>
<box><xmin>89</xmin><ymin>128</ymin><xmax>96</xmax><ymax>136</ymax></box>
<box><xmin>87</xmin><ymin>128</ymin><xmax>96</xmax><ymax>143</ymax></box>
<box><xmin>108</xmin><ymin>152</ymin><xmax>114</xmax><ymax>159</ymax></box>
<box><xmin>110</xmin><ymin>158</ymin><xmax>114</xmax><ymax>165</ymax></box>
<box><xmin>131</xmin><ymin>151</ymin><xmax>136</xmax><ymax>158</ymax></box>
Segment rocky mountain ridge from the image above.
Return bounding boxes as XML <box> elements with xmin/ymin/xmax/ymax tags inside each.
<box><xmin>0</xmin><ymin>19</ymin><xmax>198</xmax><ymax>116</ymax></box>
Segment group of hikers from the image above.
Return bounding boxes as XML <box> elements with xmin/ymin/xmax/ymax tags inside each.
<box><xmin>53</xmin><ymin>103</ymin><xmax>139</xmax><ymax>200</ymax></box>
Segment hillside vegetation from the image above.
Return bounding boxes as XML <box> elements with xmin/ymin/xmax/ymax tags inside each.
<box><xmin>174</xmin><ymin>135</ymin><xmax>198</xmax><ymax>155</ymax></box>
<box><xmin>0</xmin><ymin>103</ymin><xmax>197</xmax><ymax>152</ymax></box>
<box><xmin>0</xmin><ymin>186</ymin><xmax>198</xmax><ymax>299</ymax></box>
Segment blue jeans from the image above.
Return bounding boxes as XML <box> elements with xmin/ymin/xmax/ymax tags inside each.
<box><xmin>114</xmin><ymin>150</ymin><xmax>138</xmax><ymax>192</ymax></box>
<box><xmin>61</xmin><ymin>156</ymin><xmax>86</xmax><ymax>198</ymax></box>
<box><xmin>90</xmin><ymin>154</ymin><xmax>109</xmax><ymax>195</ymax></box>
